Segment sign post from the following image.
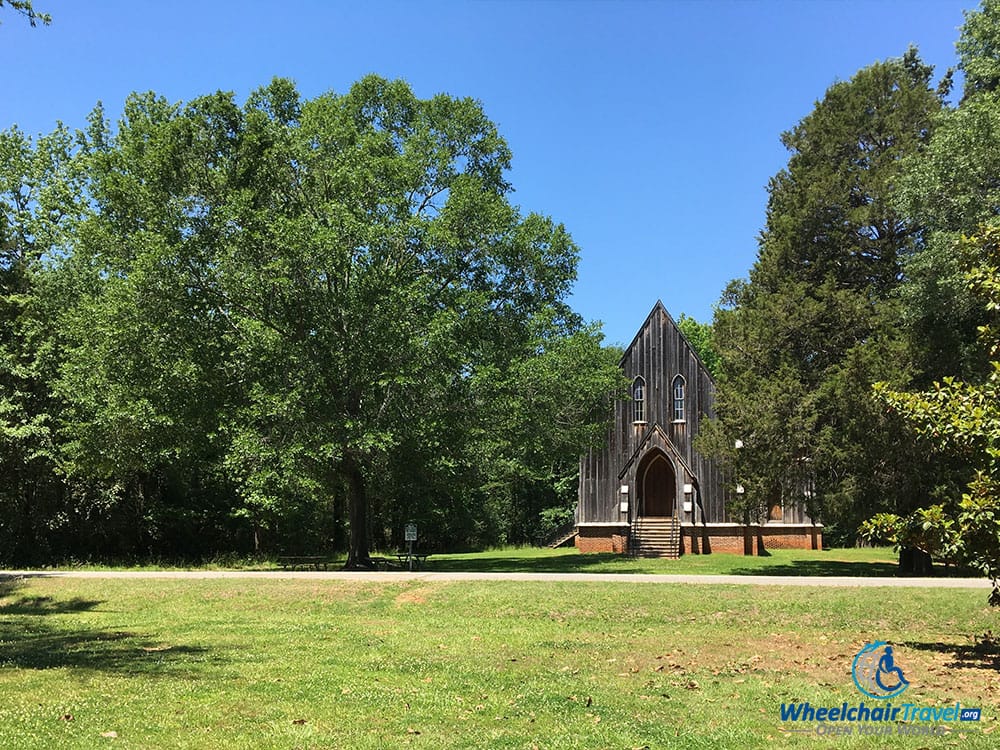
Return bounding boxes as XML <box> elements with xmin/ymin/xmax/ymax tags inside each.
<box><xmin>404</xmin><ymin>523</ymin><xmax>417</xmax><ymax>571</ymax></box>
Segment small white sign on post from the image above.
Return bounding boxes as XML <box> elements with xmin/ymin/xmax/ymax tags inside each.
<box><xmin>405</xmin><ymin>523</ymin><xmax>418</xmax><ymax>542</ymax></box>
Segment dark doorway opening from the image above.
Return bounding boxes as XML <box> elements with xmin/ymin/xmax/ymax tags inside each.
<box><xmin>640</xmin><ymin>452</ymin><xmax>676</xmax><ymax>517</ymax></box>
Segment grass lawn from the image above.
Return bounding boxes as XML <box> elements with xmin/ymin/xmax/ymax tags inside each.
<box><xmin>40</xmin><ymin>546</ymin><xmax>916</xmax><ymax>577</ymax></box>
<box><xmin>426</xmin><ymin>545</ymin><xmax>907</xmax><ymax>576</ymax></box>
<box><xmin>0</xmin><ymin>575</ymin><xmax>997</xmax><ymax>748</ymax></box>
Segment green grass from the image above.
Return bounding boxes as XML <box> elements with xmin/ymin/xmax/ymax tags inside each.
<box><xmin>427</xmin><ymin>545</ymin><xmax>906</xmax><ymax>576</ymax></box>
<box><xmin>0</xmin><ymin>575</ymin><xmax>996</xmax><ymax>748</ymax></box>
<box><xmin>32</xmin><ymin>546</ymin><xmax>914</xmax><ymax>577</ymax></box>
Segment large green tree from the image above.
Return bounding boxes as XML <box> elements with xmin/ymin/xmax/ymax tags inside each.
<box><xmin>896</xmin><ymin>0</ymin><xmax>1000</xmax><ymax>383</ymax></box>
<box><xmin>0</xmin><ymin>124</ymin><xmax>87</xmax><ymax>562</ymax></box>
<box><xmin>861</xmin><ymin>0</ymin><xmax>1000</xmax><ymax>590</ymax></box>
<box><xmin>57</xmin><ymin>77</ymin><xmax>616</xmax><ymax>567</ymax></box>
<box><xmin>704</xmin><ymin>50</ymin><xmax>949</xmax><ymax>541</ymax></box>
<box><xmin>875</xmin><ymin>227</ymin><xmax>1000</xmax><ymax>604</ymax></box>
<box><xmin>466</xmin><ymin>322</ymin><xmax>624</xmax><ymax>545</ymax></box>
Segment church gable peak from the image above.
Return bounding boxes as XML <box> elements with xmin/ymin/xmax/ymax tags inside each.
<box><xmin>620</xmin><ymin>301</ymin><xmax>714</xmax><ymax>385</ymax></box>
<box><xmin>621</xmin><ymin>301</ymin><xmax>684</xmax><ymax>361</ymax></box>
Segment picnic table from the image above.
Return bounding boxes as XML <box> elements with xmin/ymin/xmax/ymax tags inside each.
<box><xmin>395</xmin><ymin>551</ymin><xmax>430</xmax><ymax>570</ymax></box>
<box><xmin>277</xmin><ymin>555</ymin><xmax>335</xmax><ymax>570</ymax></box>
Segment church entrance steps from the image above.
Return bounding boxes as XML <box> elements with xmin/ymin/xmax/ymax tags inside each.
<box><xmin>630</xmin><ymin>516</ymin><xmax>681</xmax><ymax>558</ymax></box>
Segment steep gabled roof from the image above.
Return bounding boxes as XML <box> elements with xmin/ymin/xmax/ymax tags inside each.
<box><xmin>619</xmin><ymin>299</ymin><xmax>716</xmax><ymax>384</ymax></box>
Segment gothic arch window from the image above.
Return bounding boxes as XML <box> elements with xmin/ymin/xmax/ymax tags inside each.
<box><xmin>672</xmin><ymin>375</ymin><xmax>686</xmax><ymax>422</ymax></box>
<box><xmin>632</xmin><ymin>376</ymin><xmax>646</xmax><ymax>423</ymax></box>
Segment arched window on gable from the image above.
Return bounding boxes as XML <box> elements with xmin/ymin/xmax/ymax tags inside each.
<box><xmin>672</xmin><ymin>375</ymin><xmax>686</xmax><ymax>422</ymax></box>
<box><xmin>632</xmin><ymin>377</ymin><xmax>646</xmax><ymax>424</ymax></box>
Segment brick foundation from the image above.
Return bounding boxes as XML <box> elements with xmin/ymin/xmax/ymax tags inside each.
<box><xmin>683</xmin><ymin>523</ymin><xmax>822</xmax><ymax>554</ymax></box>
<box><xmin>760</xmin><ymin>524</ymin><xmax>822</xmax><ymax>551</ymax></box>
<box><xmin>576</xmin><ymin>523</ymin><xmax>822</xmax><ymax>556</ymax></box>
<box><xmin>683</xmin><ymin>524</ymin><xmax>744</xmax><ymax>554</ymax></box>
<box><xmin>576</xmin><ymin>525</ymin><xmax>629</xmax><ymax>553</ymax></box>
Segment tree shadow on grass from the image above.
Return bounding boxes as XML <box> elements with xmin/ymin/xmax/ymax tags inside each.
<box><xmin>0</xmin><ymin>575</ymin><xmax>213</xmax><ymax>675</ymax></box>
<box><xmin>728</xmin><ymin>559</ymin><xmax>902</xmax><ymax>577</ymax></box>
<box><xmin>901</xmin><ymin>634</ymin><xmax>1000</xmax><ymax>671</ymax></box>
<box><xmin>729</xmin><ymin>558</ymin><xmax>984</xmax><ymax>578</ymax></box>
<box><xmin>428</xmin><ymin>552</ymin><xmax>637</xmax><ymax>573</ymax></box>
<box><xmin>0</xmin><ymin>593</ymin><xmax>104</xmax><ymax>615</ymax></box>
<box><xmin>0</xmin><ymin>625</ymin><xmax>211</xmax><ymax>673</ymax></box>
<box><xmin>428</xmin><ymin>554</ymin><xmax>909</xmax><ymax>576</ymax></box>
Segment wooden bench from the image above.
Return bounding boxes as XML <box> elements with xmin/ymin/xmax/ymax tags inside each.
<box><xmin>277</xmin><ymin>556</ymin><xmax>335</xmax><ymax>570</ymax></box>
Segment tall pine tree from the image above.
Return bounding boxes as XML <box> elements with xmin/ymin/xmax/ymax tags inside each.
<box><xmin>703</xmin><ymin>50</ymin><xmax>949</xmax><ymax>544</ymax></box>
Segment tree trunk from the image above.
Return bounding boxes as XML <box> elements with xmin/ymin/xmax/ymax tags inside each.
<box><xmin>344</xmin><ymin>453</ymin><xmax>374</xmax><ymax>569</ymax></box>
<box><xmin>743</xmin><ymin>527</ymin><xmax>754</xmax><ymax>556</ymax></box>
<box><xmin>332</xmin><ymin>485</ymin><xmax>345</xmax><ymax>552</ymax></box>
<box><xmin>694</xmin><ymin>485</ymin><xmax>711</xmax><ymax>554</ymax></box>
<box><xmin>898</xmin><ymin>547</ymin><xmax>933</xmax><ymax>575</ymax></box>
<box><xmin>742</xmin><ymin>510</ymin><xmax>754</xmax><ymax>555</ymax></box>
<box><xmin>756</xmin><ymin>527</ymin><xmax>771</xmax><ymax>557</ymax></box>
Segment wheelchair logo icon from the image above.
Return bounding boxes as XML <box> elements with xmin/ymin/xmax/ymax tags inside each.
<box><xmin>852</xmin><ymin>641</ymin><xmax>910</xmax><ymax>700</ymax></box>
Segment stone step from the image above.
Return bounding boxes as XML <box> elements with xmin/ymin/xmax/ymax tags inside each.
<box><xmin>633</xmin><ymin>550</ymin><xmax>680</xmax><ymax>559</ymax></box>
<box><xmin>634</xmin><ymin>529</ymin><xmax>679</xmax><ymax>535</ymax></box>
<box><xmin>631</xmin><ymin>517</ymin><xmax>681</xmax><ymax>558</ymax></box>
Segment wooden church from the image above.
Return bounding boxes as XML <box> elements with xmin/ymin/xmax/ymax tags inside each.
<box><xmin>575</xmin><ymin>301</ymin><xmax>821</xmax><ymax>556</ymax></box>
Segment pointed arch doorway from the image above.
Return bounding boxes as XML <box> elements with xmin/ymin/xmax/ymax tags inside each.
<box><xmin>638</xmin><ymin>451</ymin><xmax>676</xmax><ymax>517</ymax></box>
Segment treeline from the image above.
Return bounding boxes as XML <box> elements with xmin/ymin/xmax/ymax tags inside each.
<box><xmin>8</xmin><ymin>4</ymin><xmax>1000</xmax><ymax>574</ymax></box>
<box><xmin>702</xmin><ymin>1</ymin><xmax>1000</xmax><ymax>584</ymax></box>
<box><xmin>0</xmin><ymin>76</ymin><xmax>625</xmax><ymax>566</ymax></box>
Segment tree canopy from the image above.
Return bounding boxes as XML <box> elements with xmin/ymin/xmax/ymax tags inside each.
<box><xmin>896</xmin><ymin>0</ymin><xmax>1000</xmax><ymax>384</ymax></box>
<box><xmin>863</xmin><ymin>0</ymin><xmax>1000</xmax><ymax>602</ymax></box>
<box><xmin>703</xmin><ymin>2</ymin><xmax>1000</xmax><ymax>594</ymax></box>
<box><xmin>677</xmin><ymin>314</ymin><xmax>719</xmax><ymax>379</ymax></box>
<box><xmin>5</xmin><ymin>4</ymin><xmax>1000</xmax><ymax>581</ymax></box>
<box><xmin>0</xmin><ymin>76</ymin><xmax>622</xmax><ymax>566</ymax></box>
<box><xmin>874</xmin><ymin>227</ymin><xmax>1000</xmax><ymax>604</ymax></box>
<box><xmin>704</xmin><ymin>50</ymin><xmax>949</xmax><ymax>540</ymax></box>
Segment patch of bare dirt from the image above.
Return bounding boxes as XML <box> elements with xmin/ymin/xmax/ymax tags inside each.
<box><xmin>394</xmin><ymin>586</ymin><xmax>434</xmax><ymax>606</ymax></box>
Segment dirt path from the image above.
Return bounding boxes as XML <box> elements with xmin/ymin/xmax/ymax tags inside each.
<box><xmin>0</xmin><ymin>569</ymin><xmax>992</xmax><ymax>588</ymax></box>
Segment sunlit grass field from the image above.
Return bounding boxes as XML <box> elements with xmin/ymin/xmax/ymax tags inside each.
<box><xmin>39</xmin><ymin>545</ymin><xmax>909</xmax><ymax>577</ymax></box>
<box><xmin>428</xmin><ymin>545</ymin><xmax>906</xmax><ymax>576</ymax></box>
<box><xmin>1</xmin><ymin>573</ymin><xmax>996</xmax><ymax>748</ymax></box>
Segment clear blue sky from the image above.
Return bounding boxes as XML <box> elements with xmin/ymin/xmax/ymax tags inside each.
<box><xmin>1</xmin><ymin>0</ymin><xmax>974</xmax><ymax>345</ymax></box>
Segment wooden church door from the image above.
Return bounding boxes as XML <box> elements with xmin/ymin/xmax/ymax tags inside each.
<box><xmin>641</xmin><ymin>452</ymin><xmax>676</xmax><ymax>517</ymax></box>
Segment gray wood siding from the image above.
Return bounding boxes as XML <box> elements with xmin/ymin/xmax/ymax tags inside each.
<box><xmin>578</xmin><ymin>301</ymin><xmax>729</xmax><ymax>525</ymax></box>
